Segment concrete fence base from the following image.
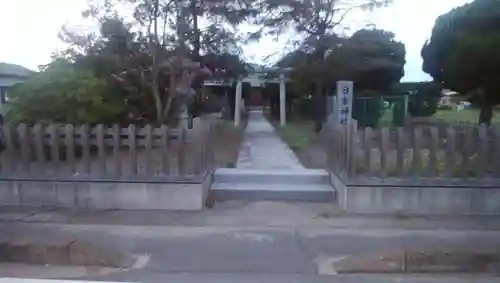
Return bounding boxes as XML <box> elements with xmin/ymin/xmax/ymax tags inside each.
<box><xmin>0</xmin><ymin>174</ymin><xmax>212</xmax><ymax>211</ymax></box>
<box><xmin>330</xmin><ymin>173</ymin><xmax>500</xmax><ymax>215</ymax></box>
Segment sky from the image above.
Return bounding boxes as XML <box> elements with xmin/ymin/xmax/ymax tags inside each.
<box><xmin>0</xmin><ymin>0</ymin><xmax>469</xmax><ymax>82</ymax></box>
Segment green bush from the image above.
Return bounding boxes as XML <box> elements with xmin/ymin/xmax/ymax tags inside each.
<box><xmin>8</xmin><ymin>60</ymin><xmax>126</xmax><ymax>125</ymax></box>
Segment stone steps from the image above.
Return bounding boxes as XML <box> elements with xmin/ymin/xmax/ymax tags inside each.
<box><xmin>212</xmin><ymin>168</ymin><xmax>334</xmax><ymax>202</ymax></box>
<box><xmin>214</xmin><ymin>168</ymin><xmax>329</xmax><ymax>184</ymax></box>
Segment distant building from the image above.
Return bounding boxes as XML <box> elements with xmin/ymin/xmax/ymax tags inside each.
<box><xmin>439</xmin><ymin>89</ymin><xmax>460</xmax><ymax>106</ymax></box>
<box><xmin>0</xmin><ymin>62</ymin><xmax>32</xmax><ymax>120</ymax></box>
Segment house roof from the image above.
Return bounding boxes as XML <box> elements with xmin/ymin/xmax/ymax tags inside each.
<box><xmin>0</xmin><ymin>62</ymin><xmax>33</xmax><ymax>78</ymax></box>
<box><xmin>442</xmin><ymin>89</ymin><xmax>459</xmax><ymax>96</ymax></box>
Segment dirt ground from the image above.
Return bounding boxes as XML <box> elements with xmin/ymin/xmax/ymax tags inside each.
<box><xmin>211</xmin><ymin>116</ymin><xmax>247</xmax><ymax>168</ymax></box>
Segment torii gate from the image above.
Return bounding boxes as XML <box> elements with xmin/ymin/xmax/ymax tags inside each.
<box><xmin>233</xmin><ymin>68</ymin><xmax>292</xmax><ymax>127</ymax></box>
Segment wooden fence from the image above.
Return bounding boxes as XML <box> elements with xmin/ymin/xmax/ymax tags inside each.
<box><xmin>0</xmin><ymin>119</ymin><xmax>214</xmax><ymax>181</ymax></box>
<box><xmin>326</xmin><ymin>120</ymin><xmax>500</xmax><ymax>179</ymax></box>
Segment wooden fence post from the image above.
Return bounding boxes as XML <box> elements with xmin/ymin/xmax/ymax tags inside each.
<box><xmin>128</xmin><ymin>124</ymin><xmax>138</xmax><ymax>177</ymax></box>
<box><xmin>160</xmin><ymin>125</ymin><xmax>170</xmax><ymax>175</ymax></box>
<box><xmin>18</xmin><ymin>124</ymin><xmax>30</xmax><ymax>173</ymax></box>
<box><xmin>396</xmin><ymin>127</ymin><xmax>405</xmax><ymax>176</ymax></box>
<box><xmin>48</xmin><ymin>124</ymin><xmax>60</xmax><ymax>175</ymax></box>
<box><xmin>144</xmin><ymin>124</ymin><xmax>153</xmax><ymax>176</ymax></box>
<box><xmin>363</xmin><ymin>127</ymin><xmax>372</xmax><ymax>175</ymax></box>
<box><xmin>80</xmin><ymin>125</ymin><xmax>91</xmax><ymax>174</ymax></box>
<box><xmin>2</xmin><ymin>124</ymin><xmax>15</xmax><ymax>174</ymax></box>
<box><xmin>379</xmin><ymin>128</ymin><xmax>389</xmax><ymax>177</ymax></box>
<box><xmin>428</xmin><ymin>127</ymin><xmax>439</xmax><ymax>177</ymax></box>
<box><xmin>176</xmin><ymin>126</ymin><xmax>186</xmax><ymax>176</ymax></box>
<box><xmin>64</xmin><ymin>124</ymin><xmax>76</xmax><ymax>175</ymax></box>
<box><xmin>347</xmin><ymin>120</ymin><xmax>358</xmax><ymax>177</ymax></box>
<box><xmin>411</xmin><ymin>127</ymin><xmax>423</xmax><ymax>176</ymax></box>
<box><xmin>96</xmin><ymin>124</ymin><xmax>106</xmax><ymax>176</ymax></box>
<box><xmin>477</xmin><ymin>123</ymin><xmax>488</xmax><ymax>177</ymax></box>
<box><xmin>461</xmin><ymin>126</ymin><xmax>474</xmax><ymax>176</ymax></box>
<box><xmin>444</xmin><ymin>127</ymin><xmax>456</xmax><ymax>177</ymax></box>
<box><xmin>112</xmin><ymin>124</ymin><xmax>121</xmax><ymax>178</ymax></box>
<box><xmin>33</xmin><ymin>123</ymin><xmax>46</xmax><ymax>174</ymax></box>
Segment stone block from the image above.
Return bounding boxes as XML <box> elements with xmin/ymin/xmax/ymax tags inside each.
<box><xmin>0</xmin><ymin>181</ymin><xmax>20</xmax><ymax>206</ymax></box>
<box><xmin>73</xmin><ymin>181</ymin><xmax>206</xmax><ymax>211</ymax></box>
<box><xmin>53</xmin><ymin>182</ymin><xmax>78</xmax><ymax>208</ymax></box>
<box><xmin>0</xmin><ymin>177</ymin><xmax>207</xmax><ymax>211</ymax></box>
<box><xmin>145</xmin><ymin>183</ymin><xmax>204</xmax><ymax>210</ymax></box>
<box><xmin>342</xmin><ymin>184</ymin><xmax>500</xmax><ymax>216</ymax></box>
<box><xmin>472</xmin><ymin>188</ymin><xmax>500</xmax><ymax>215</ymax></box>
<box><xmin>18</xmin><ymin>181</ymin><xmax>58</xmax><ymax>207</ymax></box>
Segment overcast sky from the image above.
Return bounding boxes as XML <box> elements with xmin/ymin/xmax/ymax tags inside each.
<box><xmin>0</xmin><ymin>0</ymin><xmax>468</xmax><ymax>82</ymax></box>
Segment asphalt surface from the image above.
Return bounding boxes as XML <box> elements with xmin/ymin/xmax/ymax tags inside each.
<box><xmin>1</xmin><ymin>201</ymin><xmax>500</xmax><ymax>282</ymax></box>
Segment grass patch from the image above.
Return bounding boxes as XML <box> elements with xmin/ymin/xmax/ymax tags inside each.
<box><xmin>273</xmin><ymin>119</ymin><xmax>318</xmax><ymax>152</ymax></box>
<box><xmin>267</xmin><ymin>114</ymin><xmax>327</xmax><ymax>169</ymax></box>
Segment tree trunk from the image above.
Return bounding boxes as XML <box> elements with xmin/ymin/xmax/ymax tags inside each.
<box><xmin>313</xmin><ymin>83</ymin><xmax>324</xmax><ymax>132</ymax></box>
<box><xmin>151</xmin><ymin>0</ymin><xmax>163</xmax><ymax>123</ymax></box>
<box><xmin>479</xmin><ymin>89</ymin><xmax>493</xmax><ymax>125</ymax></box>
<box><xmin>151</xmin><ymin>83</ymin><xmax>163</xmax><ymax>122</ymax></box>
<box><xmin>190</xmin><ymin>0</ymin><xmax>203</xmax><ymax>119</ymax></box>
<box><xmin>312</xmin><ymin>44</ymin><xmax>328</xmax><ymax>133</ymax></box>
<box><xmin>191</xmin><ymin>0</ymin><xmax>201</xmax><ymax>61</ymax></box>
<box><xmin>479</xmin><ymin>103</ymin><xmax>492</xmax><ymax>125</ymax></box>
<box><xmin>163</xmin><ymin>71</ymin><xmax>177</xmax><ymax>123</ymax></box>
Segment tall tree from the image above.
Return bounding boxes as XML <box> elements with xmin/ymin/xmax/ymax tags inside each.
<box><xmin>279</xmin><ymin>28</ymin><xmax>405</xmax><ymax>95</ymax></box>
<box><xmin>421</xmin><ymin>0</ymin><xmax>500</xmax><ymax>124</ymax></box>
<box><xmin>74</xmin><ymin>0</ymin><xmax>252</xmax><ymax>122</ymax></box>
<box><xmin>128</xmin><ymin>0</ymin><xmax>255</xmax><ymax>120</ymax></box>
<box><xmin>251</xmin><ymin>0</ymin><xmax>392</xmax><ymax>131</ymax></box>
<box><xmin>276</xmin><ymin>28</ymin><xmax>405</xmax><ymax>126</ymax></box>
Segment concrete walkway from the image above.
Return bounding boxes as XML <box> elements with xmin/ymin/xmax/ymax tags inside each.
<box><xmin>236</xmin><ymin>110</ymin><xmax>304</xmax><ymax>169</ymax></box>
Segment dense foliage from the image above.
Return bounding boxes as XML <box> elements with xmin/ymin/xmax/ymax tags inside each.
<box><xmin>8</xmin><ymin>60</ymin><xmax>126</xmax><ymax>125</ymax></box>
<box><xmin>393</xmin><ymin>82</ymin><xmax>441</xmax><ymax>118</ymax></box>
<box><xmin>277</xmin><ymin>28</ymin><xmax>406</xmax><ymax>126</ymax></box>
<box><xmin>421</xmin><ymin>0</ymin><xmax>500</xmax><ymax>124</ymax></box>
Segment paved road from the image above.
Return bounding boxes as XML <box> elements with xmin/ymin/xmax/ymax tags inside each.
<box><xmin>3</xmin><ymin>201</ymin><xmax>500</xmax><ymax>231</ymax></box>
<box><xmin>83</xmin><ymin>273</ymin><xmax>500</xmax><ymax>283</ymax></box>
<box><xmin>2</xmin><ymin>222</ymin><xmax>500</xmax><ymax>282</ymax></box>
<box><xmin>2</xmin><ymin>274</ymin><xmax>499</xmax><ymax>283</ymax></box>
<box><xmin>1</xmin><ymin>201</ymin><xmax>500</xmax><ymax>282</ymax></box>
<box><xmin>236</xmin><ymin>110</ymin><xmax>304</xmax><ymax>169</ymax></box>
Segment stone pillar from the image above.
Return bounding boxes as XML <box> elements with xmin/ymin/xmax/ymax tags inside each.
<box><xmin>234</xmin><ymin>80</ymin><xmax>243</xmax><ymax>126</ymax></box>
<box><xmin>279</xmin><ymin>74</ymin><xmax>286</xmax><ymax>126</ymax></box>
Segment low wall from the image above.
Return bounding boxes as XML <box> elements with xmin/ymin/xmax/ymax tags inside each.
<box><xmin>0</xmin><ymin>174</ymin><xmax>212</xmax><ymax>211</ymax></box>
<box><xmin>330</xmin><ymin>173</ymin><xmax>500</xmax><ymax>215</ymax></box>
